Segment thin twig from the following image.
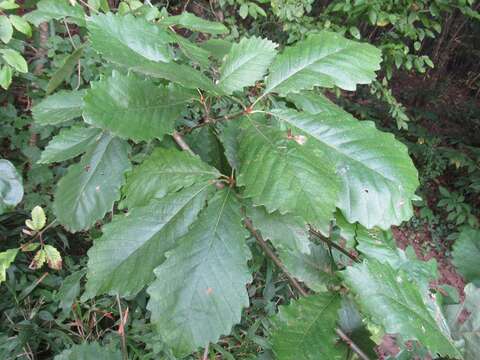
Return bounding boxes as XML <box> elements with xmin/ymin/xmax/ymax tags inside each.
<box><xmin>244</xmin><ymin>218</ymin><xmax>308</xmax><ymax>297</ymax></box>
<box><xmin>172</xmin><ymin>131</ymin><xmax>195</xmax><ymax>155</ymax></box>
<box><xmin>309</xmin><ymin>228</ymin><xmax>360</xmax><ymax>263</ymax></box>
<box><xmin>244</xmin><ymin>217</ymin><xmax>370</xmax><ymax>360</ymax></box>
<box><xmin>116</xmin><ymin>294</ymin><xmax>128</xmax><ymax>360</ymax></box>
<box><xmin>202</xmin><ymin>343</ymin><xmax>209</xmax><ymax>360</ymax></box>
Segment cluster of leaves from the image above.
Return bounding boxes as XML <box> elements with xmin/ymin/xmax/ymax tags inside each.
<box><xmin>1</xmin><ymin>1</ymin><xmax>480</xmax><ymax>359</ymax></box>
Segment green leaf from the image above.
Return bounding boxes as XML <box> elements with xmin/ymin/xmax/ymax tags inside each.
<box><xmin>147</xmin><ymin>189</ymin><xmax>251</xmax><ymax>356</ymax></box>
<box><xmin>337</xmin><ymin>216</ymin><xmax>437</xmax><ymax>290</ymax></box>
<box><xmin>32</xmin><ymin>90</ymin><xmax>85</xmax><ymax>126</ymax></box>
<box><xmin>39</xmin><ymin>126</ymin><xmax>102</xmax><ymax>164</ymax></box>
<box><xmin>271</xmin><ymin>293</ymin><xmax>347</xmax><ymax>360</ymax></box>
<box><xmin>278</xmin><ymin>244</ymin><xmax>337</xmax><ymax>292</ymax></box>
<box><xmin>264</xmin><ymin>31</ymin><xmax>382</xmax><ymax>96</ymax></box>
<box><xmin>9</xmin><ymin>15</ymin><xmax>31</xmax><ymax>37</ymax></box>
<box><xmin>239</xmin><ymin>3</ymin><xmax>248</xmax><ymax>19</ymax></box>
<box><xmin>87</xmin><ymin>13</ymin><xmax>172</xmax><ymax>66</ymax></box>
<box><xmin>0</xmin><ymin>1</ymin><xmax>19</xmax><ymax>10</ymax></box>
<box><xmin>83</xmin><ymin>72</ymin><xmax>194</xmax><ymax>142</ymax></box>
<box><xmin>160</xmin><ymin>12</ymin><xmax>228</xmax><ymax>35</ymax></box>
<box><xmin>0</xmin><ymin>159</ymin><xmax>23</xmax><ymax>215</ymax></box>
<box><xmin>172</xmin><ymin>33</ymin><xmax>211</xmax><ymax>68</ymax></box>
<box><xmin>446</xmin><ymin>283</ymin><xmax>480</xmax><ymax>360</ymax></box>
<box><xmin>53</xmin><ymin>133</ymin><xmax>131</xmax><ymax>232</ymax></box>
<box><xmin>237</xmin><ymin>118</ymin><xmax>340</xmax><ymax>232</ymax></box>
<box><xmin>0</xmin><ymin>248</ymin><xmax>18</xmax><ymax>284</ymax></box>
<box><xmin>343</xmin><ymin>260</ymin><xmax>461</xmax><ymax>358</ymax></box>
<box><xmin>84</xmin><ymin>183</ymin><xmax>211</xmax><ymax>298</ymax></box>
<box><xmin>44</xmin><ymin>244</ymin><xmax>62</xmax><ymax>270</ymax></box>
<box><xmin>199</xmin><ymin>39</ymin><xmax>232</xmax><ymax>60</ymax></box>
<box><xmin>24</xmin><ymin>0</ymin><xmax>85</xmax><ymax>27</ymax></box>
<box><xmin>54</xmin><ymin>342</ymin><xmax>121</xmax><ymax>360</ymax></box>
<box><xmin>272</xmin><ymin>109</ymin><xmax>419</xmax><ymax>229</ymax></box>
<box><xmin>288</xmin><ymin>91</ymin><xmax>356</xmax><ymax>120</ymax></box>
<box><xmin>57</xmin><ymin>269</ymin><xmax>86</xmax><ymax>312</ymax></box>
<box><xmin>452</xmin><ymin>227</ymin><xmax>480</xmax><ymax>286</ymax></box>
<box><xmin>124</xmin><ymin>147</ymin><xmax>220</xmax><ymax>208</ymax></box>
<box><xmin>0</xmin><ymin>64</ymin><xmax>12</xmax><ymax>89</ymax></box>
<box><xmin>247</xmin><ymin>204</ymin><xmax>310</xmax><ymax>254</ymax></box>
<box><xmin>26</xmin><ymin>205</ymin><xmax>46</xmax><ymax>231</ymax></box>
<box><xmin>0</xmin><ymin>15</ymin><xmax>13</xmax><ymax>43</ymax></box>
<box><xmin>0</xmin><ymin>49</ymin><xmax>27</xmax><ymax>73</ymax></box>
<box><xmin>46</xmin><ymin>45</ymin><xmax>84</xmax><ymax>95</ymax></box>
<box><xmin>218</xmin><ymin>37</ymin><xmax>277</xmax><ymax>94</ymax></box>
<box><xmin>132</xmin><ymin>60</ymin><xmax>219</xmax><ymax>93</ymax></box>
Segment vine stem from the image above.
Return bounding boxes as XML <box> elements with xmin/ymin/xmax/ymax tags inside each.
<box><xmin>171</xmin><ymin>131</ymin><xmax>370</xmax><ymax>360</ymax></box>
<box><xmin>244</xmin><ymin>217</ymin><xmax>370</xmax><ymax>360</ymax></box>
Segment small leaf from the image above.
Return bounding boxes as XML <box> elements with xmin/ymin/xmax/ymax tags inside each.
<box><xmin>0</xmin><ymin>248</ymin><xmax>18</xmax><ymax>284</ymax></box>
<box><xmin>9</xmin><ymin>15</ymin><xmax>32</xmax><ymax>37</ymax></box>
<box><xmin>54</xmin><ymin>342</ymin><xmax>121</xmax><ymax>360</ymax></box>
<box><xmin>38</xmin><ymin>126</ymin><xmax>102</xmax><ymax>164</ymax></box>
<box><xmin>57</xmin><ymin>269</ymin><xmax>86</xmax><ymax>312</ymax></box>
<box><xmin>218</xmin><ymin>36</ymin><xmax>277</xmax><ymax>94</ymax></box>
<box><xmin>26</xmin><ymin>206</ymin><xmax>46</xmax><ymax>231</ymax></box>
<box><xmin>271</xmin><ymin>293</ymin><xmax>347</xmax><ymax>359</ymax></box>
<box><xmin>452</xmin><ymin>227</ymin><xmax>480</xmax><ymax>286</ymax></box>
<box><xmin>0</xmin><ymin>1</ymin><xmax>20</xmax><ymax>10</ymax></box>
<box><xmin>0</xmin><ymin>159</ymin><xmax>23</xmax><ymax>215</ymax></box>
<box><xmin>32</xmin><ymin>90</ymin><xmax>85</xmax><ymax>126</ymax></box>
<box><xmin>0</xmin><ymin>64</ymin><xmax>12</xmax><ymax>89</ymax></box>
<box><xmin>44</xmin><ymin>245</ymin><xmax>62</xmax><ymax>270</ymax></box>
<box><xmin>0</xmin><ymin>15</ymin><xmax>13</xmax><ymax>43</ymax></box>
<box><xmin>24</xmin><ymin>0</ymin><xmax>86</xmax><ymax>27</ymax></box>
<box><xmin>239</xmin><ymin>3</ymin><xmax>249</xmax><ymax>19</ymax></box>
<box><xmin>30</xmin><ymin>249</ymin><xmax>46</xmax><ymax>270</ymax></box>
<box><xmin>160</xmin><ymin>12</ymin><xmax>228</xmax><ymax>35</ymax></box>
<box><xmin>53</xmin><ymin>133</ymin><xmax>131</xmax><ymax>232</ymax></box>
<box><xmin>46</xmin><ymin>45</ymin><xmax>84</xmax><ymax>94</ymax></box>
<box><xmin>0</xmin><ymin>49</ymin><xmax>28</xmax><ymax>73</ymax></box>
<box><xmin>83</xmin><ymin>71</ymin><xmax>194</xmax><ymax>142</ymax></box>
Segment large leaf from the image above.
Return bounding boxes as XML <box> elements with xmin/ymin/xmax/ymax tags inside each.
<box><xmin>237</xmin><ymin>118</ymin><xmax>340</xmax><ymax>232</ymax></box>
<box><xmin>54</xmin><ymin>342</ymin><xmax>121</xmax><ymax>360</ymax></box>
<box><xmin>38</xmin><ymin>126</ymin><xmax>102</xmax><ymax>164</ymax></box>
<box><xmin>124</xmin><ymin>147</ymin><xmax>220</xmax><ymax>208</ymax></box>
<box><xmin>218</xmin><ymin>37</ymin><xmax>277</xmax><ymax>94</ymax></box>
<box><xmin>53</xmin><ymin>133</ymin><xmax>130</xmax><ymax>232</ymax></box>
<box><xmin>83</xmin><ymin>72</ymin><xmax>194</xmax><ymax>142</ymax></box>
<box><xmin>264</xmin><ymin>31</ymin><xmax>381</xmax><ymax>96</ymax></box>
<box><xmin>288</xmin><ymin>91</ymin><xmax>356</xmax><ymax>120</ymax></box>
<box><xmin>147</xmin><ymin>189</ymin><xmax>251</xmax><ymax>356</ymax></box>
<box><xmin>25</xmin><ymin>0</ymin><xmax>86</xmax><ymax>27</ymax></box>
<box><xmin>279</xmin><ymin>244</ymin><xmax>337</xmax><ymax>292</ymax></box>
<box><xmin>337</xmin><ymin>215</ymin><xmax>437</xmax><ymax>290</ymax></box>
<box><xmin>452</xmin><ymin>227</ymin><xmax>480</xmax><ymax>286</ymax></box>
<box><xmin>32</xmin><ymin>90</ymin><xmax>85</xmax><ymax>126</ymax></box>
<box><xmin>87</xmin><ymin>13</ymin><xmax>218</xmax><ymax>93</ymax></box>
<box><xmin>0</xmin><ymin>248</ymin><xmax>18</xmax><ymax>284</ymax></box>
<box><xmin>270</xmin><ymin>293</ymin><xmax>346</xmax><ymax>359</ymax></box>
<box><xmin>247</xmin><ymin>205</ymin><xmax>336</xmax><ymax>291</ymax></box>
<box><xmin>87</xmin><ymin>13</ymin><xmax>172</xmax><ymax>66</ymax></box>
<box><xmin>0</xmin><ymin>159</ymin><xmax>23</xmax><ymax>215</ymax></box>
<box><xmin>272</xmin><ymin>109</ymin><xmax>419</xmax><ymax>229</ymax></box>
<box><xmin>446</xmin><ymin>283</ymin><xmax>480</xmax><ymax>360</ymax></box>
<box><xmin>343</xmin><ymin>260</ymin><xmax>461</xmax><ymax>358</ymax></box>
<box><xmin>247</xmin><ymin>204</ymin><xmax>310</xmax><ymax>254</ymax></box>
<box><xmin>160</xmin><ymin>12</ymin><xmax>228</xmax><ymax>35</ymax></box>
<box><xmin>84</xmin><ymin>184</ymin><xmax>211</xmax><ymax>298</ymax></box>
